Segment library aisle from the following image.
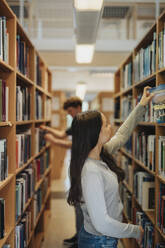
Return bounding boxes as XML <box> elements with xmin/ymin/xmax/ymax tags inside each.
<box><xmin>41</xmin><ymin>151</ymin><xmax>124</xmax><ymax>248</ymax></box>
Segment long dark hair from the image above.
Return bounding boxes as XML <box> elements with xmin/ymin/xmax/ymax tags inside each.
<box><xmin>100</xmin><ymin>147</ymin><xmax>125</xmax><ymax>183</ymax></box>
<box><xmin>67</xmin><ymin>110</ymin><xmax>125</xmax><ymax>206</ymax></box>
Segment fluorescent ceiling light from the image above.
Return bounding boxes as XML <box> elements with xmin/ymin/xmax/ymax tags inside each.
<box><xmin>74</xmin><ymin>0</ymin><xmax>103</xmax><ymax>10</ymax></box>
<box><xmin>76</xmin><ymin>82</ymin><xmax>87</xmax><ymax>100</ymax></box>
<box><xmin>75</xmin><ymin>44</ymin><xmax>95</xmax><ymax>64</ymax></box>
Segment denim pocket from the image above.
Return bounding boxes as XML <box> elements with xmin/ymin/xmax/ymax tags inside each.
<box><xmin>100</xmin><ymin>238</ymin><xmax>118</xmax><ymax>248</ymax></box>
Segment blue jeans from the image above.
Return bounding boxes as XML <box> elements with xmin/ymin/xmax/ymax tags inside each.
<box><xmin>78</xmin><ymin>226</ymin><xmax>118</xmax><ymax>248</ymax></box>
<box><xmin>75</xmin><ymin>204</ymin><xmax>84</xmax><ymax>234</ymax></box>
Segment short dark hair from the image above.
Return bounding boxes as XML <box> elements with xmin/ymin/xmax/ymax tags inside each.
<box><xmin>63</xmin><ymin>97</ymin><xmax>82</xmax><ymax>110</ymax></box>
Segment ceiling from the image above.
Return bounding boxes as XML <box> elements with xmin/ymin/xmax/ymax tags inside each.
<box><xmin>7</xmin><ymin>0</ymin><xmax>165</xmax><ymax>44</ymax></box>
<box><xmin>6</xmin><ymin>0</ymin><xmax>165</xmax><ymax>101</ymax></box>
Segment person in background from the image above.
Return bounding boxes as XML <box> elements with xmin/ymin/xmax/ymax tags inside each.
<box><xmin>40</xmin><ymin>96</ymin><xmax>83</xmax><ymax>248</ymax></box>
<box><xmin>67</xmin><ymin>87</ymin><xmax>153</xmax><ymax>248</ymax></box>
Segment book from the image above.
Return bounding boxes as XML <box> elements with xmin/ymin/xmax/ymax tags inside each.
<box><xmin>134</xmin><ymin>172</ymin><xmax>155</xmax><ymax>210</ymax></box>
<box><xmin>0</xmin><ymin>198</ymin><xmax>5</xmax><ymax>239</ymax></box>
<box><xmin>149</xmin><ymin>84</ymin><xmax>165</xmax><ymax>104</ymax></box>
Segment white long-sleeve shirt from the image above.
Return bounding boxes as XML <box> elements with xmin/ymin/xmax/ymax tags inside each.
<box><xmin>81</xmin><ymin>103</ymin><xmax>146</xmax><ymax>239</ymax></box>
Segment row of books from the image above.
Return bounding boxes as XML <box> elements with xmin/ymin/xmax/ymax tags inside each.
<box><xmin>35</xmin><ymin>150</ymin><xmax>50</xmax><ymax>182</ymax></box>
<box><xmin>0</xmin><ymin>138</ymin><xmax>8</xmax><ymax>181</ymax></box>
<box><xmin>154</xmin><ymin>103</ymin><xmax>165</xmax><ymax>123</ymax></box>
<box><xmin>134</xmin><ymin>172</ymin><xmax>155</xmax><ymax>211</ymax></box>
<box><xmin>35</xmin><ymin>128</ymin><xmax>46</xmax><ymax>154</ymax></box>
<box><xmin>0</xmin><ymin>17</ymin><xmax>9</xmax><ymax>64</ymax></box>
<box><xmin>124</xmin><ymin>135</ymin><xmax>132</xmax><ymax>154</ymax></box>
<box><xmin>157</xmin><ymin>183</ymin><xmax>165</xmax><ymax>234</ymax></box>
<box><xmin>34</xmin><ymin>177</ymin><xmax>49</xmax><ymax>224</ymax></box>
<box><xmin>16</xmin><ymin>85</ymin><xmax>30</xmax><ymax>121</ymax></box>
<box><xmin>15</xmin><ymin>210</ymin><xmax>32</xmax><ymax>248</ymax></box>
<box><xmin>121</xmin><ymin>95</ymin><xmax>133</xmax><ymax>121</ymax></box>
<box><xmin>120</xmin><ymin>155</ymin><xmax>133</xmax><ymax>189</ymax></box>
<box><xmin>119</xmin><ymin>93</ymin><xmax>164</xmax><ymax>124</ymax></box>
<box><xmin>35</xmin><ymin>91</ymin><xmax>43</xmax><ymax>120</ymax></box>
<box><xmin>159</xmin><ymin>136</ymin><xmax>165</xmax><ymax>178</ymax></box>
<box><xmin>121</xmin><ymin>62</ymin><xmax>132</xmax><ymax>90</ymax></box>
<box><xmin>36</xmin><ymin>55</ymin><xmax>42</xmax><ymax>86</ymax></box>
<box><xmin>16</xmin><ymin>165</ymin><xmax>35</xmax><ymax>219</ymax></box>
<box><xmin>16</xmin><ymin>131</ymin><xmax>31</xmax><ymax>169</ymax></box>
<box><xmin>45</xmin><ymin>71</ymin><xmax>49</xmax><ymax>92</ymax></box>
<box><xmin>134</xmin><ymin>32</ymin><xmax>156</xmax><ymax>83</ymax></box>
<box><xmin>134</xmin><ymin>133</ymin><xmax>156</xmax><ymax>172</ymax></box>
<box><xmin>135</xmin><ymin>94</ymin><xmax>155</xmax><ymax>123</ymax></box>
<box><xmin>158</xmin><ymin>25</ymin><xmax>165</xmax><ymax>69</ymax></box>
<box><xmin>16</xmin><ymin>35</ymin><xmax>30</xmax><ymax>77</ymax></box>
<box><xmin>45</xmin><ymin>98</ymin><xmax>51</xmax><ymax>120</ymax></box>
<box><xmin>135</xmin><ymin>210</ymin><xmax>154</xmax><ymax>248</ymax></box>
<box><xmin>0</xmin><ymin>79</ymin><xmax>9</xmax><ymax>122</ymax></box>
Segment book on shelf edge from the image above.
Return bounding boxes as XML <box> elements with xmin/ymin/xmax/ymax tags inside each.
<box><xmin>149</xmin><ymin>84</ymin><xmax>165</xmax><ymax>103</ymax></box>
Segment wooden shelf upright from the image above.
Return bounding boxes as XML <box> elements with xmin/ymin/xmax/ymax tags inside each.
<box><xmin>0</xmin><ymin>0</ymin><xmax>52</xmax><ymax>247</ymax></box>
<box><xmin>114</xmin><ymin>10</ymin><xmax>165</xmax><ymax>248</ymax></box>
<box><xmin>51</xmin><ymin>91</ymin><xmax>67</xmax><ymax>179</ymax></box>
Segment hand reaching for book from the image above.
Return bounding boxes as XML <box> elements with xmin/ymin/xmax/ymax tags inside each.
<box><xmin>140</xmin><ymin>86</ymin><xmax>154</xmax><ymax>106</ymax></box>
<box><xmin>137</xmin><ymin>226</ymin><xmax>144</xmax><ymax>245</ymax></box>
<box><xmin>40</xmin><ymin>125</ymin><xmax>48</xmax><ymax>130</ymax></box>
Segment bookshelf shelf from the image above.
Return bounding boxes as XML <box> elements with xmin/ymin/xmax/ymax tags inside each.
<box><xmin>0</xmin><ymin>121</ymin><xmax>12</xmax><ymax>127</ymax></box>
<box><xmin>145</xmin><ymin>211</ymin><xmax>155</xmax><ymax>225</ymax></box>
<box><xmin>34</xmin><ymin>119</ymin><xmax>47</xmax><ymax>123</ymax></box>
<box><xmin>156</xmin><ymin>226</ymin><xmax>165</xmax><ymax>240</ymax></box>
<box><xmin>0</xmin><ymin>174</ymin><xmax>14</xmax><ymax>191</ymax></box>
<box><xmin>134</xmin><ymin>73</ymin><xmax>156</xmax><ymax>88</ymax></box>
<box><xmin>0</xmin><ymin>227</ymin><xmax>14</xmax><ymax>248</ymax></box>
<box><xmin>0</xmin><ymin>59</ymin><xmax>14</xmax><ymax>72</ymax></box>
<box><xmin>15</xmin><ymin>156</ymin><xmax>33</xmax><ymax>174</ymax></box>
<box><xmin>114</xmin><ymin>92</ymin><xmax>121</xmax><ymax>98</ymax></box>
<box><xmin>158</xmin><ymin>67</ymin><xmax>165</xmax><ymax>74</ymax></box>
<box><xmin>15</xmin><ymin>196</ymin><xmax>34</xmax><ymax>226</ymax></box>
<box><xmin>123</xmin><ymin>211</ymin><xmax>133</xmax><ymax>224</ymax></box>
<box><xmin>157</xmin><ymin>175</ymin><xmax>165</xmax><ymax>184</ymax></box>
<box><xmin>134</xmin><ymin>158</ymin><xmax>155</xmax><ymax>176</ymax></box>
<box><xmin>114</xmin><ymin>10</ymin><xmax>165</xmax><ymax>247</ymax></box>
<box><xmin>35</xmin><ymin>85</ymin><xmax>45</xmax><ymax>94</ymax></box>
<box><xmin>121</xmin><ymin>86</ymin><xmax>133</xmax><ymax>96</ymax></box>
<box><xmin>158</xmin><ymin>123</ymin><xmax>165</xmax><ymax>127</ymax></box>
<box><xmin>0</xmin><ymin>1</ymin><xmax>52</xmax><ymax>247</ymax></box>
<box><xmin>120</xmin><ymin>148</ymin><xmax>133</xmax><ymax>160</ymax></box>
<box><xmin>16</xmin><ymin>70</ymin><xmax>34</xmax><ymax>86</ymax></box>
<box><xmin>16</xmin><ymin>120</ymin><xmax>33</xmax><ymax>125</ymax></box>
<box><xmin>138</xmin><ymin>122</ymin><xmax>156</xmax><ymax>126</ymax></box>
<box><xmin>123</xmin><ymin>181</ymin><xmax>133</xmax><ymax>194</ymax></box>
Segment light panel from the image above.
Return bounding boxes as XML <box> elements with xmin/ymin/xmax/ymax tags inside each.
<box><xmin>75</xmin><ymin>44</ymin><xmax>95</xmax><ymax>64</ymax></box>
<box><xmin>74</xmin><ymin>0</ymin><xmax>103</xmax><ymax>11</ymax></box>
<box><xmin>76</xmin><ymin>82</ymin><xmax>87</xmax><ymax>100</ymax></box>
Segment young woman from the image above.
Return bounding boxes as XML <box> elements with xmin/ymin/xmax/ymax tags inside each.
<box><xmin>67</xmin><ymin>87</ymin><xmax>153</xmax><ymax>248</ymax></box>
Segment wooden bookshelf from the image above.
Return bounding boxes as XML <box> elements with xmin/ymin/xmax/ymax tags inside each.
<box><xmin>114</xmin><ymin>10</ymin><xmax>165</xmax><ymax>247</ymax></box>
<box><xmin>0</xmin><ymin>0</ymin><xmax>52</xmax><ymax>247</ymax></box>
